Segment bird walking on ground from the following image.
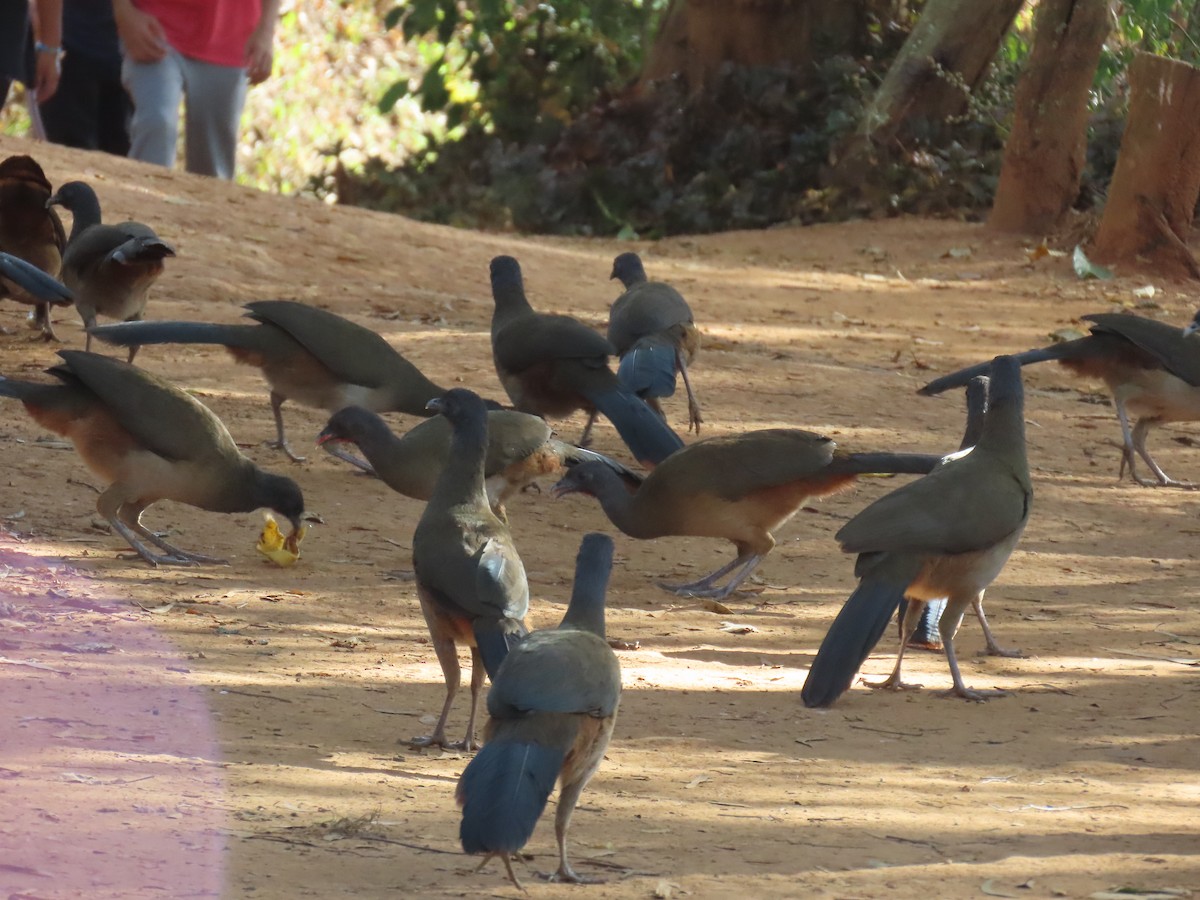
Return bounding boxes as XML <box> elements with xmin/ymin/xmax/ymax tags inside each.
<box><xmin>608</xmin><ymin>251</ymin><xmax>702</xmax><ymax>433</ymax></box>
<box><xmin>803</xmin><ymin>356</ymin><xmax>1032</xmax><ymax>708</ymax></box>
<box><xmin>457</xmin><ymin>532</ymin><xmax>621</xmax><ymax>889</ymax></box>
<box><xmin>0</xmin><ymin>154</ymin><xmax>68</xmax><ymax>339</ymax></box>
<box><xmin>410</xmin><ymin>389</ymin><xmax>529</xmax><ymax>750</ymax></box>
<box><xmin>553</xmin><ymin>428</ymin><xmax>944</xmax><ymax>600</ymax></box>
<box><xmin>90</xmin><ymin>300</ymin><xmax>454</xmax><ymax>462</ymax></box>
<box><xmin>47</xmin><ymin>180</ymin><xmax>175</xmax><ymax>360</ymax></box>
<box><xmin>489</xmin><ymin>255</ymin><xmax>684</xmax><ymax>467</ymax></box>
<box><xmin>317</xmin><ymin>405</ymin><xmax>640</xmax><ymax>520</ymax></box>
<box><xmin>0</xmin><ymin>351</ymin><xmax>307</xmax><ymax>567</ymax></box>
<box><xmin>920</xmin><ymin>311</ymin><xmax>1200</xmax><ymax>488</ymax></box>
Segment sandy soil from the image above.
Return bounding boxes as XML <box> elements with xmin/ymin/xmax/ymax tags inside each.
<box><xmin>1</xmin><ymin>132</ymin><xmax>1198</xmax><ymax>900</ymax></box>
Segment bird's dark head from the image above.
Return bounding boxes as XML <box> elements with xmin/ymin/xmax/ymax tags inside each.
<box><xmin>1184</xmin><ymin>310</ymin><xmax>1200</xmax><ymax>338</ymax></box>
<box><xmin>45</xmin><ymin>180</ymin><xmax>99</xmax><ymax>215</ymax></box>
<box><xmin>551</xmin><ymin>460</ymin><xmax>609</xmax><ymax>499</ymax></box>
<box><xmin>610</xmin><ymin>252</ymin><xmax>647</xmax><ymax>288</ymax></box>
<box><xmin>257</xmin><ymin>472</ymin><xmax>307</xmax><ymax>544</ymax></box>
<box><xmin>316</xmin><ymin>406</ymin><xmax>375</xmax><ymax>446</ymax></box>
<box><xmin>489</xmin><ymin>255</ymin><xmax>523</xmax><ymax>291</ymax></box>
<box><xmin>426</xmin><ymin>388</ymin><xmax>488</xmax><ymax>424</ymax></box>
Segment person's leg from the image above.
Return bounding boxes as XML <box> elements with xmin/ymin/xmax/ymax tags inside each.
<box><xmin>96</xmin><ymin>65</ymin><xmax>132</xmax><ymax>157</ymax></box>
<box><xmin>179</xmin><ymin>55</ymin><xmax>246</xmax><ymax>179</ymax></box>
<box><xmin>122</xmin><ymin>48</ymin><xmax>184</xmax><ymax>168</ymax></box>
<box><xmin>41</xmin><ymin>52</ymin><xmax>104</xmax><ymax>150</ymax></box>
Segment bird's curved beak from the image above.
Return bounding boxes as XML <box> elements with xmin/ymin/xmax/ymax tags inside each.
<box><xmin>45</xmin><ymin>194</ymin><xmax>61</xmax><ymax>210</ymax></box>
<box><xmin>425</xmin><ymin>396</ymin><xmax>445</xmax><ymax>413</ymax></box>
<box><xmin>315</xmin><ymin>429</ymin><xmax>337</xmax><ymax>446</ymax></box>
<box><xmin>1184</xmin><ymin>321</ymin><xmax>1199</xmax><ymax>338</ymax></box>
<box><xmin>609</xmin><ymin>265</ymin><xmax>619</xmax><ymax>281</ymax></box>
<box><xmin>550</xmin><ymin>476</ymin><xmax>579</xmax><ymax>499</ymax></box>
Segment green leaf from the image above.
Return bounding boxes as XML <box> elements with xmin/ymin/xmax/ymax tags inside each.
<box><xmin>417</xmin><ymin>65</ymin><xmax>452</xmax><ymax>112</ymax></box>
<box><xmin>378</xmin><ymin>80</ymin><xmax>410</xmax><ymax>114</ymax></box>
<box><xmin>1072</xmin><ymin>245</ymin><xmax>1114</xmax><ymax>281</ymax></box>
<box><xmin>383</xmin><ymin>5</ymin><xmax>404</xmax><ymax>30</ymax></box>
<box><xmin>403</xmin><ymin>0</ymin><xmax>442</xmax><ymax>40</ymax></box>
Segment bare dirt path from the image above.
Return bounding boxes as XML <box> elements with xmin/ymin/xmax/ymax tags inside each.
<box><xmin>1</xmin><ymin>133</ymin><xmax>1197</xmax><ymax>900</ymax></box>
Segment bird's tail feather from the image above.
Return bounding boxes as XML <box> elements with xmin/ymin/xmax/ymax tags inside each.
<box><xmin>457</xmin><ymin>715</ymin><xmax>574</xmax><ymax>854</ymax></box>
<box><xmin>918</xmin><ymin>342</ymin><xmax>1089</xmax><ymax>396</ymax></box>
<box><xmin>472</xmin><ymin>618</ymin><xmax>528</xmax><ymax>680</ymax></box>
<box><xmin>88</xmin><ymin>320</ymin><xmax>261</xmax><ymax>350</ymax></box>
<box><xmin>617</xmin><ymin>335</ymin><xmax>678</xmax><ymax>400</ymax></box>
<box><xmin>0</xmin><ymin>253</ymin><xmax>73</xmax><ymax>305</ymax></box>
<box><xmin>585</xmin><ymin>385</ymin><xmax>684</xmax><ymax>466</ymax></box>
<box><xmin>801</xmin><ymin>577</ymin><xmax>908</xmax><ymax>708</ymax></box>
<box><xmin>110</xmin><ymin>238</ymin><xmax>175</xmax><ymax>265</ymax></box>
<box><xmin>828</xmin><ymin>452</ymin><xmax>943</xmax><ymax>477</ymax></box>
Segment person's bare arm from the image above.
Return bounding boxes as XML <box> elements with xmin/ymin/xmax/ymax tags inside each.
<box><xmin>32</xmin><ymin>0</ymin><xmax>63</xmax><ymax>101</ymax></box>
<box><xmin>112</xmin><ymin>0</ymin><xmax>167</xmax><ymax>62</ymax></box>
<box><xmin>245</xmin><ymin>0</ymin><xmax>281</xmax><ymax>85</ymax></box>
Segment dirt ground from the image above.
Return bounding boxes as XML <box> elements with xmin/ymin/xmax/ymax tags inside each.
<box><xmin>1</xmin><ymin>132</ymin><xmax>1198</xmax><ymax>900</ymax></box>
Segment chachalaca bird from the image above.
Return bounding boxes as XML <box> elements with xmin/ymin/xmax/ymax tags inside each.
<box><xmin>608</xmin><ymin>251</ymin><xmax>702</xmax><ymax>433</ymax></box>
<box><xmin>0</xmin><ymin>350</ymin><xmax>306</xmax><ymax>567</ymax></box>
<box><xmin>46</xmin><ymin>181</ymin><xmax>175</xmax><ymax>360</ymax></box>
<box><xmin>802</xmin><ymin>356</ymin><xmax>1032</xmax><ymax>708</ymax></box>
<box><xmin>0</xmin><ymin>155</ymin><xmax>68</xmax><ymax>339</ymax></box>
<box><xmin>410</xmin><ymin>389</ymin><xmax>529</xmax><ymax>750</ymax></box>
<box><xmin>919</xmin><ymin>310</ymin><xmax>1200</xmax><ymax>488</ymax></box>
<box><xmin>552</xmin><ymin>429</ymin><xmax>944</xmax><ymax>600</ymax></box>
<box><xmin>317</xmin><ymin>405</ymin><xmax>640</xmax><ymax>519</ymax></box>
<box><xmin>457</xmin><ymin>532</ymin><xmax>621</xmax><ymax>888</ymax></box>
<box><xmin>888</xmin><ymin>374</ymin><xmax>1021</xmax><ymax>691</ymax></box>
<box><xmin>489</xmin><ymin>255</ymin><xmax>684</xmax><ymax>467</ymax></box>
<box><xmin>90</xmin><ymin>300</ymin><xmax>451</xmax><ymax>463</ymax></box>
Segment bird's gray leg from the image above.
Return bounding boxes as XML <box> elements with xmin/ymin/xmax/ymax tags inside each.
<box><xmin>870</xmin><ymin>598</ymin><xmax>925</xmax><ymax>691</ymax></box>
<box><xmin>1132</xmin><ymin>417</ymin><xmax>1195</xmax><ymax>489</ymax></box>
<box><xmin>118</xmin><ymin>501</ymin><xmax>227</xmax><ymax>564</ymax></box>
<box><xmin>268</xmin><ymin>391</ymin><xmax>306</xmax><ymax>462</ymax></box>
<box><xmin>659</xmin><ymin>553</ymin><xmax>760</xmax><ymax>598</ymax></box>
<box><xmin>676</xmin><ymin>349</ymin><xmax>702</xmax><ymax>434</ymax></box>
<box><xmin>972</xmin><ymin>591</ymin><xmax>1022</xmax><ymax>657</ymax></box>
<box><xmin>578</xmin><ymin>411</ymin><xmax>598</xmax><ymax>448</ymax></box>
<box><xmin>937</xmin><ymin>597</ymin><xmax>1008</xmax><ymax>701</ymax></box>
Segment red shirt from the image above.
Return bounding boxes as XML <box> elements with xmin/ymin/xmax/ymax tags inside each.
<box><xmin>137</xmin><ymin>0</ymin><xmax>262</xmax><ymax>67</ymax></box>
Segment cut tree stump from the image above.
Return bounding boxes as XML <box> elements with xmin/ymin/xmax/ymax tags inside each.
<box><xmin>1091</xmin><ymin>52</ymin><xmax>1200</xmax><ymax>280</ymax></box>
<box><xmin>987</xmin><ymin>0</ymin><xmax>1110</xmax><ymax>234</ymax></box>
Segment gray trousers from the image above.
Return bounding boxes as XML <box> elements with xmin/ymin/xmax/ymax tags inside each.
<box><xmin>121</xmin><ymin>47</ymin><xmax>247</xmax><ymax>180</ymax></box>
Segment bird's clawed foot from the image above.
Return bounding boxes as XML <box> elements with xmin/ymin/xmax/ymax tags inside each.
<box><xmin>687</xmin><ymin>402</ymin><xmax>703</xmax><ymax>435</ymax></box>
<box><xmin>867</xmin><ymin>675</ymin><xmax>923</xmax><ymax>692</ymax></box>
<box><xmin>269</xmin><ymin>439</ymin><xmax>307</xmax><ymax>463</ymax></box>
<box><xmin>542</xmin><ymin>864</ymin><xmax>603</xmax><ymax>884</ymax></box>
<box><xmin>474</xmin><ymin>852</ymin><xmax>526</xmax><ymax>891</ymax></box>
<box><xmin>936</xmin><ymin>686</ymin><xmax>1009</xmax><ymax>702</ymax></box>
<box><xmin>406</xmin><ymin>733</ymin><xmax>479</xmax><ymax>752</ymax></box>
<box><xmin>982</xmin><ymin>644</ymin><xmax>1024</xmax><ymax>659</ymax></box>
<box><xmin>656</xmin><ymin>580</ymin><xmax>737</xmax><ymax>600</ymax></box>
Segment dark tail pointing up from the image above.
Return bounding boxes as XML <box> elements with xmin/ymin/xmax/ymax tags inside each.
<box><xmin>583</xmin><ymin>375</ymin><xmax>684</xmax><ymax>466</ymax></box>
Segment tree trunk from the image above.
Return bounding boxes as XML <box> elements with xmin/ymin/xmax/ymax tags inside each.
<box><xmin>1091</xmin><ymin>52</ymin><xmax>1200</xmax><ymax>280</ymax></box>
<box><xmin>639</xmin><ymin>0</ymin><xmax>871</xmax><ymax>90</ymax></box>
<box><xmin>988</xmin><ymin>0</ymin><xmax>1112</xmax><ymax>234</ymax></box>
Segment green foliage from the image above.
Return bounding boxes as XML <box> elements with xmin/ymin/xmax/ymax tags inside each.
<box><xmin>381</xmin><ymin>0</ymin><xmax>661</xmax><ymax>143</ymax></box>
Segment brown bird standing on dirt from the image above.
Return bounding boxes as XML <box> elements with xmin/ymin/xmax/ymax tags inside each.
<box><xmin>489</xmin><ymin>255</ymin><xmax>684</xmax><ymax>467</ymax></box>
<box><xmin>410</xmin><ymin>389</ymin><xmax>529</xmax><ymax>750</ymax></box>
<box><xmin>90</xmin><ymin>300</ymin><xmax>453</xmax><ymax>462</ymax></box>
<box><xmin>920</xmin><ymin>310</ymin><xmax>1200</xmax><ymax>488</ymax></box>
<box><xmin>0</xmin><ymin>154</ymin><xmax>68</xmax><ymax>339</ymax></box>
<box><xmin>457</xmin><ymin>532</ymin><xmax>621</xmax><ymax>889</ymax></box>
<box><xmin>609</xmin><ymin>251</ymin><xmax>702</xmax><ymax>433</ymax></box>
<box><xmin>553</xmin><ymin>429</ymin><xmax>944</xmax><ymax>600</ymax></box>
<box><xmin>0</xmin><ymin>351</ymin><xmax>306</xmax><ymax>567</ymax></box>
<box><xmin>47</xmin><ymin>181</ymin><xmax>175</xmax><ymax>360</ymax></box>
<box><xmin>317</xmin><ymin>405</ymin><xmax>640</xmax><ymax>519</ymax></box>
<box><xmin>802</xmin><ymin>356</ymin><xmax>1032</xmax><ymax>708</ymax></box>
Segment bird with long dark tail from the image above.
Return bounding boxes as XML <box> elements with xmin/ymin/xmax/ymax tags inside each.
<box><xmin>0</xmin><ymin>351</ymin><xmax>306</xmax><ymax>567</ymax></box>
<box><xmin>887</xmin><ymin>374</ymin><xmax>1023</xmax><ymax>692</ymax></box>
<box><xmin>919</xmin><ymin>310</ymin><xmax>1200</xmax><ymax>488</ymax></box>
<box><xmin>90</xmin><ymin>299</ymin><xmax>454</xmax><ymax>462</ymax></box>
<box><xmin>47</xmin><ymin>181</ymin><xmax>175</xmax><ymax>360</ymax></box>
<box><xmin>803</xmin><ymin>356</ymin><xmax>1032</xmax><ymax>708</ymax></box>
<box><xmin>0</xmin><ymin>154</ymin><xmax>68</xmax><ymax>340</ymax></box>
<box><xmin>553</xmin><ymin>428</ymin><xmax>946</xmax><ymax>601</ymax></box>
<box><xmin>489</xmin><ymin>255</ymin><xmax>684</xmax><ymax>467</ymax></box>
<box><xmin>608</xmin><ymin>251</ymin><xmax>702</xmax><ymax>433</ymax></box>
<box><xmin>457</xmin><ymin>532</ymin><xmax>621</xmax><ymax>889</ymax></box>
<box><xmin>410</xmin><ymin>389</ymin><xmax>529</xmax><ymax>750</ymax></box>
<box><xmin>317</xmin><ymin>405</ymin><xmax>640</xmax><ymax>520</ymax></box>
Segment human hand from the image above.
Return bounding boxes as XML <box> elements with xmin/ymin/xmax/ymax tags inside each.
<box><xmin>113</xmin><ymin>1</ymin><xmax>168</xmax><ymax>63</ymax></box>
<box><xmin>244</xmin><ymin>28</ymin><xmax>274</xmax><ymax>85</ymax></box>
<box><xmin>34</xmin><ymin>50</ymin><xmax>61</xmax><ymax>103</ymax></box>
